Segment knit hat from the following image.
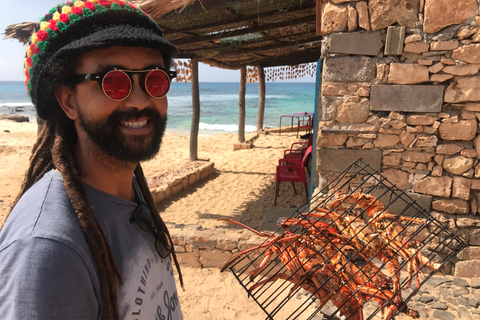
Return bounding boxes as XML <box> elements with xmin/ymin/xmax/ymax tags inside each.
<box><xmin>24</xmin><ymin>0</ymin><xmax>178</xmax><ymax>120</ymax></box>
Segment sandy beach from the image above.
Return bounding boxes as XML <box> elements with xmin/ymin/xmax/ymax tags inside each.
<box><xmin>0</xmin><ymin>118</ymin><xmax>309</xmax><ymax>320</ymax></box>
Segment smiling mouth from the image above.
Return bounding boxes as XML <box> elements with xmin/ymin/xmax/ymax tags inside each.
<box><xmin>121</xmin><ymin>119</ymin><xmax>148</xmax><ymax>128</ymax></box>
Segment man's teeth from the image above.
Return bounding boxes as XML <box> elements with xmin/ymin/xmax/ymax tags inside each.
<box><xmin>121</xmin><ymin>120</ymin><xmax>148</xmax><ymax>128</ymax></box>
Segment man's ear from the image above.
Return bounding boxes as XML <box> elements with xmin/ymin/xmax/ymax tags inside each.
<box><xmin>55</xmin><ymin>85</ymin><xmax>78</xmax><ymax>120</ymax></box>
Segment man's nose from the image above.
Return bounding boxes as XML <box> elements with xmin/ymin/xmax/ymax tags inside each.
<box><xmin>124</xmin><ymin>74</ymin><xmax>149</xmax><ymax>110</ymax></box>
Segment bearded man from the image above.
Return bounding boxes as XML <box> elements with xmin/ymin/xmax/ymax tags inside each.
<box><xmin>0</xmin><ymin>1</ymin><xmax>183</xmax><ymax>319</ymax></box>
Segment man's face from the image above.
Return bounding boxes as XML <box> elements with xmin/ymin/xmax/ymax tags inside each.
<box><xmin>69</xmin><ymin>46</ymin><xmax>168</xmax><ymax>162</ymax></box>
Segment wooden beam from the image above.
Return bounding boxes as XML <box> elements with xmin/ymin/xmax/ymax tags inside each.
<box><xmin>174</xmin><ymin>35</ymin><xmax>322</xmax><ymax>60</ymax></box>
<box><xmin>197</xmin><ymin>48</ymin><xmax>321</xmax><ymax>69</ymax></box>
<box><xmin>170</xmin><ymin>14</ymin><xmax>317</xmax><ymax>46</ymax></box>
<box><xmin>161</xmin><ymin>2</ymin><xmax>316</xmax><ymax>36</ymax></box>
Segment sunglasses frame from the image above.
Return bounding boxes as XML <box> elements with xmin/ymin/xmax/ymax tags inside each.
<box><xmin>130</xmin><ymin>201</ymin><xmax>174</xmax><ymax>259</ymax></box>
<box><xmin>73</xmin><ymin>66</ymin><xmax>177</xmax><ymax>101</ymax></box>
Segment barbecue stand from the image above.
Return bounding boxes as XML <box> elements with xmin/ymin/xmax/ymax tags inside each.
<box><xmin>224</xmin><ymin>159</ymin><xmax>467</xmax><ymax>320</ymax></box>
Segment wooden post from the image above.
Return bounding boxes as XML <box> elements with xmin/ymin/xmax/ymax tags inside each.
<box><xmin>190</xmin><ymin>59</ymin><xmax>200</xmax><ymax>161</ymax></box>
<box><xmin>238</xmin><ymin>65</ymin><xmax>246</xmax><ymax>143</ymax></box>
<box><xmin>316</xmin><ymin>0</ymin><xmax>323</xmax><ymax>36</ymax></box>
<box><xmin>256</xmin><ymin>65</ymin><xmax>265</xmax><ymax>132</ymax></box>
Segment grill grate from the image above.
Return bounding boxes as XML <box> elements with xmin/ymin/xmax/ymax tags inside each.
<box><xmin>221</xmin><ymin>159</ymin><xmax>467</xmax><ymax>320</ymax></box>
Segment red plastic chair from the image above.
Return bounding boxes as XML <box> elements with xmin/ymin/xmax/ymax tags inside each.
<box><xmin>297</xmin><ymin>116</ymin><xmax>313</xmax><ymax>137</ymax></box>
<box><xmin>283</xmin><ymin>135</ymin><xmax>313</xmax><ymax>162</ymax></box>
<box><xmin>274</xmin><ymin>146</ymin><xmax>312</xmax><ymax>206</ymax></box>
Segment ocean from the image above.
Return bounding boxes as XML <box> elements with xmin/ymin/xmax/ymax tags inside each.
<box><xmin>0</xmin><ymin>81</ymin><xmax>316</xmax><ymax>135</ymax></box>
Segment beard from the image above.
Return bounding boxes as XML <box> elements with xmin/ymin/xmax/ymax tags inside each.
<box><xmin>77</xmin><ymin>107</ymin><xmax>167</xmax><ymax>163</ymax></box>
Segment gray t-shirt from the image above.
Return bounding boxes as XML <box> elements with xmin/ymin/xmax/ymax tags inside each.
<box><xmin>0</xmin><ymin>169</ymin><xmax>183</xmax><ymax>319</ymax></box>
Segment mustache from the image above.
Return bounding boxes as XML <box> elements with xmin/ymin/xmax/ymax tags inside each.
<box><xmin>108</xmin><ymin>108</ymin><xmax>162</xmax><ymax>123</ymax></box>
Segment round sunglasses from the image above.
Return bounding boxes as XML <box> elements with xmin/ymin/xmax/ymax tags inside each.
<box><xmin>73</xmin><ymin>66</ymin><xmax>177</xmax><ymax>101</ymax></box>
<box><xmin>130</xmin><ymin>202</ymin><xmax>173</xmax><ymax>259</ymax></box>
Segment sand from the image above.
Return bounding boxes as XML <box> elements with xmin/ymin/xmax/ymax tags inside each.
<box><xmin>0</xmin><ymin>118</ymin><xmax>309</xmax><ymax>320</ymax></box>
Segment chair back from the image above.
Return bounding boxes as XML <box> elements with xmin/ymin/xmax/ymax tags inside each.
<box><xmin>301</xmin><ymin>146</ymin><xmax>312</xmax><ymax>166</ymax></box>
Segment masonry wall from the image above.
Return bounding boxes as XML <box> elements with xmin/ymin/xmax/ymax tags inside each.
<box><xmin>316</xmin><ymin>0</ymin><xmax>480</xmax><ymax>277</ymax></box>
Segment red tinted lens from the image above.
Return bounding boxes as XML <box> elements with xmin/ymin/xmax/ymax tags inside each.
<box><xmin>145</xmin><ymin>70</ymin><xmax>170</xmax><ymax>98</ymax></box>
<box><xmin>102</xmin><ymin>70</ymin><xmax>131</xmax><ymax>100</ymax></box>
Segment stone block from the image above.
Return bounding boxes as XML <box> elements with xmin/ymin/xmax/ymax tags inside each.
<box><xmin>317</xmin><ymin>149</ymin><xmax>382</xmax><ymax>172</ymax></box>
<box><xmin>374</xmin><ymin>134</ymin><xmax>400</xmax><ymax>148</ymax></box>
<box><xmin>388</xmin><ymin>63</ymin><xmax>429</xmax><ymax>84</ymax></box>
<box><xmin>336</xmin><ymin>98</ymin><xmax>370</xmax><ymax>123</ymax></box>
<box><xmin>439</xmin><ymin>119</ymin><xmax>477</xmax><ymax>141</ymax></box>
<box><xmin>457</xmin><ymin>246</ymin><xmax>480</xmax><ymax>260</ymax></box>
<box><xmin>412</xmin><ymin>176</ymin><xmax>452</xmax><ymax>197</ymax></box>
<box><xmin>452</xmin><ymin>176</ymin><xmax>471</xmax><ymax>200</ymax></box>
<box><xmin>443</xmin><ymin>64</ymin><xmax>480</xmax><ymax>76</ymax></box>
<box><xmin>452</xmin><ymin>43</ymin><xmax>480</xmax><ymax>64</ymax></box>
<box><xmin>430</xmin><ymin>40</ymin><xmax>460</xmax><ymax>51</ymax></box>
<box><xmin>402</xmin><ymin>151</ymin><xmax>435</xmax><ymax>163</ymax></box>
<box><xmin>347</xmin><ymin>5</ymin><xmax>358</xmax><ymax>31</ymax></box>
<box><xmin>321</xmin><ymin>3</ymin><xmax>348</xmax><ymax>35</ymax></box>
<box><xmin>403</xmin><ymin>41</ymin><xmax>430</xmax><ymax>53</ymax></box>
<box><xmin>423</xmin><ymin>0</ymin><xmax>477</xmax><ymax>34</ymax></box>
<box><xmin>445</xmin><ymin>76</ymin><xmax>480</xmax><ymax>103</ymax></box>
<box><xmin>369</xmin><ymin>0</ymin><xmax>420</xmax><ymax>31</ymax></box>
<box><xmin>322</xmin><ymin>82</ymin><xmax>348</xmax><ymax>96</ymax></box>
<box><xmin>317</xmin><ymin>133</ymin><xmax>347</xmax><ymax>147</ymax></box>
<box><xmin>369</xmin><ymin>188</ymin><xmax>432</xmax><ymax>217</ymax></box>
<box><xmin>324</xmin><ymin>56</ymin><xmax>376</xmax><ymax>82</ymax></box>
<box><xmin>430</xmin><ymin>74</ymin><xmax>454</xmax><ymax>83</ymax></box>
<box><xmin>356</xmin><ymin>1</ymin><xmax>370</xmax><ymax>31</ymax></box>
<box><xmin>399</xmin><ymin>130</ymin><xmax>415</xmax><ymax>147</ymax></box>
<box><xmin>417</xmin><ymin>58</ymin><xmax>434</xmax><ymax>66</ymax></box>
<box><xmin>432</xmin><ymin>199</ymin><xmax>469</xmax><ymax>214</ymax></box>
<box><xmin>407</xmin><ymin>115</ymin><xmax>437</xmax><ymax>125</ymax></box>
<box><xmin>171</xmin><ymin>183</ymin><xmax>183</xmax><ymax>195</ymax></box>
<box><xmin>437</xmin><ymin>144</ymin><xmax>463</xmax><ymax>155</ymax></box>
<box><xmin>405</xmin><ymin>34</ymin><xmax>422</xmax><ymax>43</ymax></box>
<box><xmin>330</xmin><ymin>31</ymin><xmax>383</xmax><ymax>56</ymax></box>
<box><xmin>370</xmin><ymin>85</ymin><xmax>444</xmax><ymax>112</ymax></box>
<box><xmin>428</xmin><ymin>62</ymin><xmax>444</xmax><ymax>74</ymax></box>
<box><xmin>188</xmin><ymin>173</ymin><xmax>197</xmax><ymax>185</ymax></box>
<box><xmin>443</xmin><ymin>156</ymin><xmax>474</xmax><ymax>175</ymax></box>
<box><xmin>382</xmin><ymin>168</ymin><xmax>409</xmax><ymax>189</ymax></box>
<box><xmin>346</xmin><ymin>137</ymin><xmax>369</xmax><ymax>147</ymax></box>
<box><xmin>454</xmin><ymin>260</ymin><xmax>480</xmax><ymax>278</ymax></box>
<box><xmin>233</xmin><ymin>142</ymin><xmax>252</xmax><ymax>150</ymax></box>
<box><xmin>385</xmin><ymin>26</ymin><xmax>406</xmax><ymax>55</ymax></box>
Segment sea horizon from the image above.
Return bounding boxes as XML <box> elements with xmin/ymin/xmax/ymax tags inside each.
<box><xmin>0</xmin><ymin>81</ymin><xmax>317</xmax><ymax>135</ymax></box>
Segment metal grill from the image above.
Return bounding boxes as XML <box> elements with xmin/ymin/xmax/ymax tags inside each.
<box><xmin>222</xmin><ymin>159</ymin><xmax>467</xmax><ymax>320</ymax></box>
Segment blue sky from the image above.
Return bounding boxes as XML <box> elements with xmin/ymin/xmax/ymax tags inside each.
<box><xmin>0</xmin><ymin>1</ymin><xmax>316</xmax><ymax>82</ymax></box>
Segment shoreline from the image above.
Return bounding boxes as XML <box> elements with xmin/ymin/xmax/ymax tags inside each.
<box><xmin>0</xmin><ymin>113</ymin><xmax>266</xmax><ymax>137</ymax></box>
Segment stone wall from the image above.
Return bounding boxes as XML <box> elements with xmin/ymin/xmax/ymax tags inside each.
<box><xmin>150</xmin><ymin>162</ymin><xmax>215</xmax><ymax>203</ymax></box>
<box><xmin>317</xmin><ymin>0</ymin><xmax>480</xmax><ymax>277</ymax></box>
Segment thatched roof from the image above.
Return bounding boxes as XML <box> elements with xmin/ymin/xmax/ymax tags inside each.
<box><xmin>156</xmin><ymin>0</ymin><xmax>321</xmax><ymax>69</ymax></box>
<box><xmin>4</xmin><ymin>0</ymin><xmax>322</xmax><ymax>69</ymax></box>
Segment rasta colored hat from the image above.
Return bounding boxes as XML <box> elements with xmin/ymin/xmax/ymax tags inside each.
<box><xmin>24</xmin><ymin>0</ymin><xmax>178</xmax><ymax>120</ymax></box>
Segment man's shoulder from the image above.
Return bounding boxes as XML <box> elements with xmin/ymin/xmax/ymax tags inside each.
<box><xmin>0</xmin><ymin>170</ymin><xmax>84</xmax><ymax>250</ymax></box>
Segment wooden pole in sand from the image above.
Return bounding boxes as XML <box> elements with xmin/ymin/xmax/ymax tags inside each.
<box><xmin>238</xmin><ymin>65</ymin><xmax>246</xmax><ymax>143</ymax></box>
<box><xmin>190</xmin><ymin>59</ymin><xmax>200</xmax><ymax>161</ymax></box>
<box><xmin>256</xmin><ymin>66</ymin><xmax>265</xmax><ymax>132</ymax></box>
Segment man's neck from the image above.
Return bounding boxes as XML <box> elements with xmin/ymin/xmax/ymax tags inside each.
<box><xmin>74</xmin><ymin>140</ymin><xmax>137</xmax><ymax>202</ymax></box>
